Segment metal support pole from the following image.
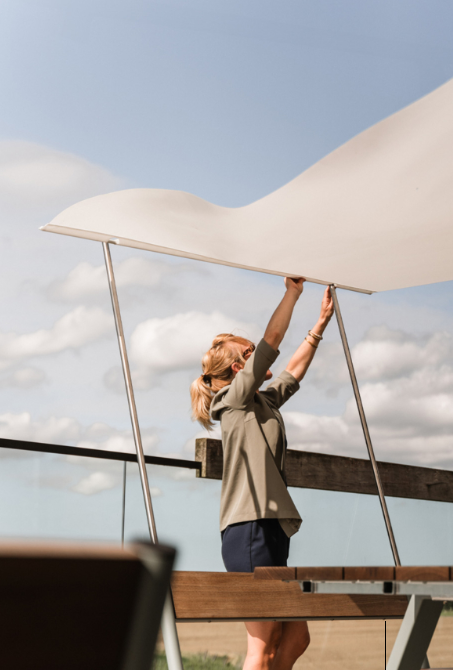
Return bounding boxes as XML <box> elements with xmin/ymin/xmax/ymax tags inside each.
<box><xmin>330</xmin><ymin>284</ymin><xmax>401</xmax><ymax>566</ymax></box>
<box><xmin>103</xmin><ymin>242</ymin><xmax>184</xmax><ymax>670</ymax></box>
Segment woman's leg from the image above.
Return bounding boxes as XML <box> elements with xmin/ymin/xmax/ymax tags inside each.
<box><xmin>270</xmin><ymin>621</ymin><xmax>310</xmax><ymax>670</ymax></box>
<box><xmin>243</xmin><ymin>621</ymin><xmax>282</xmax><ymax>670</ymax></box>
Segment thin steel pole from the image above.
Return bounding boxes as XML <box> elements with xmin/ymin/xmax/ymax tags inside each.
<box><xmin>103</xmin><ymin>242</ymin><xmax>158</xmax><ymax>542</ymax></box>
<box><xmin>330</xmin><ymin>284</ymin><xmax>401</xmax><ymax>566</ymax></box>
<box><xmin>121</xmin><ymin>461</ymin><xmax>126</xmax><ymax>548</ymax></box>
<box><xmin>102</xmin><ymin>242</ymin><xmax>184</xmax><ymax>670</ymax></box>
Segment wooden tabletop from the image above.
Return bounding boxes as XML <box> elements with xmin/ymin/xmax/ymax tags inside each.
<box><xmin>253</xmin><ymin>566</ymin><xmax>453</xmax><ymax>581</ymax></box>
<box><xmin>171</xmin><ymin>571</ymin><xmax>408</xmax><ymax>622</ymax></box>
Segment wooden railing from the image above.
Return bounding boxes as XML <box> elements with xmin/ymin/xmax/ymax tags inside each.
<box><xmin>195</xmin><ymin>438</ymin><xmax>453</xmax><ymax>503</ymax></box>
<box><xmin>0</xmin><ymin>437</ymin><xmax>200</xmax><ymax>471</ymax></box>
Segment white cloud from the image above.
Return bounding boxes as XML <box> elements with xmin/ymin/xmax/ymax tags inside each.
<box><xmin>307</xmin><ymin>341</ymin><xmax>348</xmax><ymax>393</ymax></box>
<box><xmin>0</xmin><ymin>140</ymin><xmax>123</xmax><ymax>215</ymax></box>
<box><xmin>71</xmin><ymin>472</ymin><xmax>162</xmax><ymax>497</ymax></box>
<box><xmin>353</xmin><ymin>326</ymin><xmax>452</xmax><ymax>381</ymax></box>
<box><xmin>0</xmin><ymin>413</ymin><xmax>160</xmax><ymax>454</ymax></box>
<box><xmin>125</xmin><ymin>310</ymin><xmax>260</xmax><ymax>389</ymax></box>
<box><xmin>47</xmin><ymin>257</ymin><xmax>170</xmax><ymax>302</ymax></box>
<box><xmin>310</xmin><ymin>326</ymin><xmax>453</xmax><ymax>390</ymax></box>
<box><xmin>171</xmin><ymin>469</ymin><xmax>196</xmax><ymax>481</ymax></box>
<box><xmin>285</xmin><ymin>327</ymin><xmax>453</xmax><ymax>469</ymax></box>
<box><xmin>76</xmin><ymin>424</ymin><xmax>159</xmax><ymax>455</ymax></box>
<box><xmin>0</xmin><ymin>366</ymin><xmax>47</xmax><ymax>389</ymax></box>
<box><xmin>0</xmin><ymin>306</ymin><xmax>113</xmax><ymax>370</ymax></box>
<box><xmin>102</xmin><ymin>366</ymin><xmax>126</xmax><ymax>394</ymax></box>
<box><xmin>183</xmin><ymin>427</ymin><xmax>222</xmax><ymax>455</ymax></box>
<box><xmin>0</xmin><ymin>412</ymin><xmax>81</xmax><ymax>444</ymax></box>
<box><xmin>71</xmin><ymin>473</ymin><xmax>163</xmax><ymax>498</ymax></box>
<box><xmin>0</xmin><ymin>411</ymin><xmax>167</xmax><ymax>496</ymax></box>
<box><xmin>72</xmin><ymin>472</ymin><xmax>117</xmax><ymax>495</ymax></box>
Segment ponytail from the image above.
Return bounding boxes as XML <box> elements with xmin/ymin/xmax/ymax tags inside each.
<box><xmin>190</xmin><ymin>376</ymin><xmax>216</xmax><ymax>430</ymax></box>
<box><xmin>190</xmin><ymin>333</ymin><xmax>252</xmax><ymax>430</ymax></box>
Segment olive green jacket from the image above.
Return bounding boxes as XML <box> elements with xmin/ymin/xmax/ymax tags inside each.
<box><xmin>211</xmin><ymin>339</ymin><xmax>302</xmax><ymax>537</ymax></box>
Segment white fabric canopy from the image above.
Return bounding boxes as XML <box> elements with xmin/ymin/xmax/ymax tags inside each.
<box><xmin>42</xmin><ymin>78</ymin><xmax>453</xmax><ymax>293</ymax></box>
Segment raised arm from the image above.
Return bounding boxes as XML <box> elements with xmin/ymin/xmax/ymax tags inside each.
<box><xmin>263</xmin><ymin>277</ymin><xmax>305</xmax><ymax>350</ymax></box>
<box><xmin>222</xmin><ymin>278</ymin><xmax>304</xmax><ymax>410</ymax></box>
<box><xmin>285</xmin><ymin>286</ymin><xmax>334</xmax><ymax>382</ymax></box>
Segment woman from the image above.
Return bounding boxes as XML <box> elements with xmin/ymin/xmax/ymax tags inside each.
<box><xmin>191</xmin><ymin>278</ymin><xmax>334</xmax><ymax>670</ymax></box>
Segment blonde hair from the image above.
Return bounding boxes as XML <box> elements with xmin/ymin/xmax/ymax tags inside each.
<box><xmin>190</xmin><ymin>334</ymin><xmax>253</xmax><ymax>430</ymax></box>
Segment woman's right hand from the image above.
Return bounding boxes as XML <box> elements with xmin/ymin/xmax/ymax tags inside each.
<box><xmin>284</xmin><ymin>277</ymin><xmax>305</xmax><ymax>298</ymax></box>
<box><xmin>264</xmin><ymin>277</ymin><xmax>305</xmax><ymax>351</ymax></box>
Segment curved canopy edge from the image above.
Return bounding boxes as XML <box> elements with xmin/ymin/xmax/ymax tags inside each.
<box><xmin>42</xmin><ymin>223</ymin><xmax>373</xmax><ymax>294</ymax></box>
<box><xmin>42</xmin><ymin>78</ymin><xmax>453</xmax><ymax>293</ymax></box>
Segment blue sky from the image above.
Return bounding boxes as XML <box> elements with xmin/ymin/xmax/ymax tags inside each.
<box><xmin>0</xmin><ymin>0</ymin><xmax>452</xmax><ymax>569</ymax></box>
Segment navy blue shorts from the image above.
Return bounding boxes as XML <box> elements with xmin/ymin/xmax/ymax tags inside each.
<box><xmin>221</xmin><ymin>518</ymin><xmax>290</xmax><ymax>573</ymax></box>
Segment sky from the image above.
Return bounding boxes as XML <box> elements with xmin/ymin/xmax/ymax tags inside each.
<box><xmin>0</xmin><ymin>0</ymin><xmax>453</xmax><ymax>570</ymax></box>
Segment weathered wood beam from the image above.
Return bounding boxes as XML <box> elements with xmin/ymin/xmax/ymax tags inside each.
<box><xmin>195</xmin><ymin>438</ymin><xmax>453</xmax><ymax>504</ymax></box>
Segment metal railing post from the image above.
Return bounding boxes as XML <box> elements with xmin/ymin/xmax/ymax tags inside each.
<box><xmin>103</xmin><ymin>242</ymin><xmax>184</xmax><ymax>670</ymax></box>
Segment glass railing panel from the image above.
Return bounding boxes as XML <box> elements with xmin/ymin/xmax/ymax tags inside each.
<box><xmin>6</xmin><ymin>444</ymin><xmax>448</xmax><ymax>668</ymax></box>
<box><xmin>386</xmin><ymin>495</ymin><xmax>453</xmax><ymax>565</ymax></box>
<box><xmin>124</xmin><ymin>460</ymin><xmax>397</xmax><ymax>569</ymax></box>
<box><xmin>387</xmin><ymin>495</ymin><xmax>453</xmax><ymax>668</ymax></box>
<box><xmin>0</xmin><ymin>447</ymin><xmax>123</xmax><ymax>542</ymax></box>
<box><xmin>124</xmin><ymin>462</ymin><xmax>224</xmax><ymax>571</ymax></box>
<box><xmin>289</xmin><ymin>487</ymin><xmax>395</xmax><ymax>566</ymax></box>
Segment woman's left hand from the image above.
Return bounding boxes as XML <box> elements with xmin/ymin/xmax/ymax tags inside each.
<box><xmin>320</xmin><ymin>286</ymin><xmax>334</xmax><ymax>323</ymax></box>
